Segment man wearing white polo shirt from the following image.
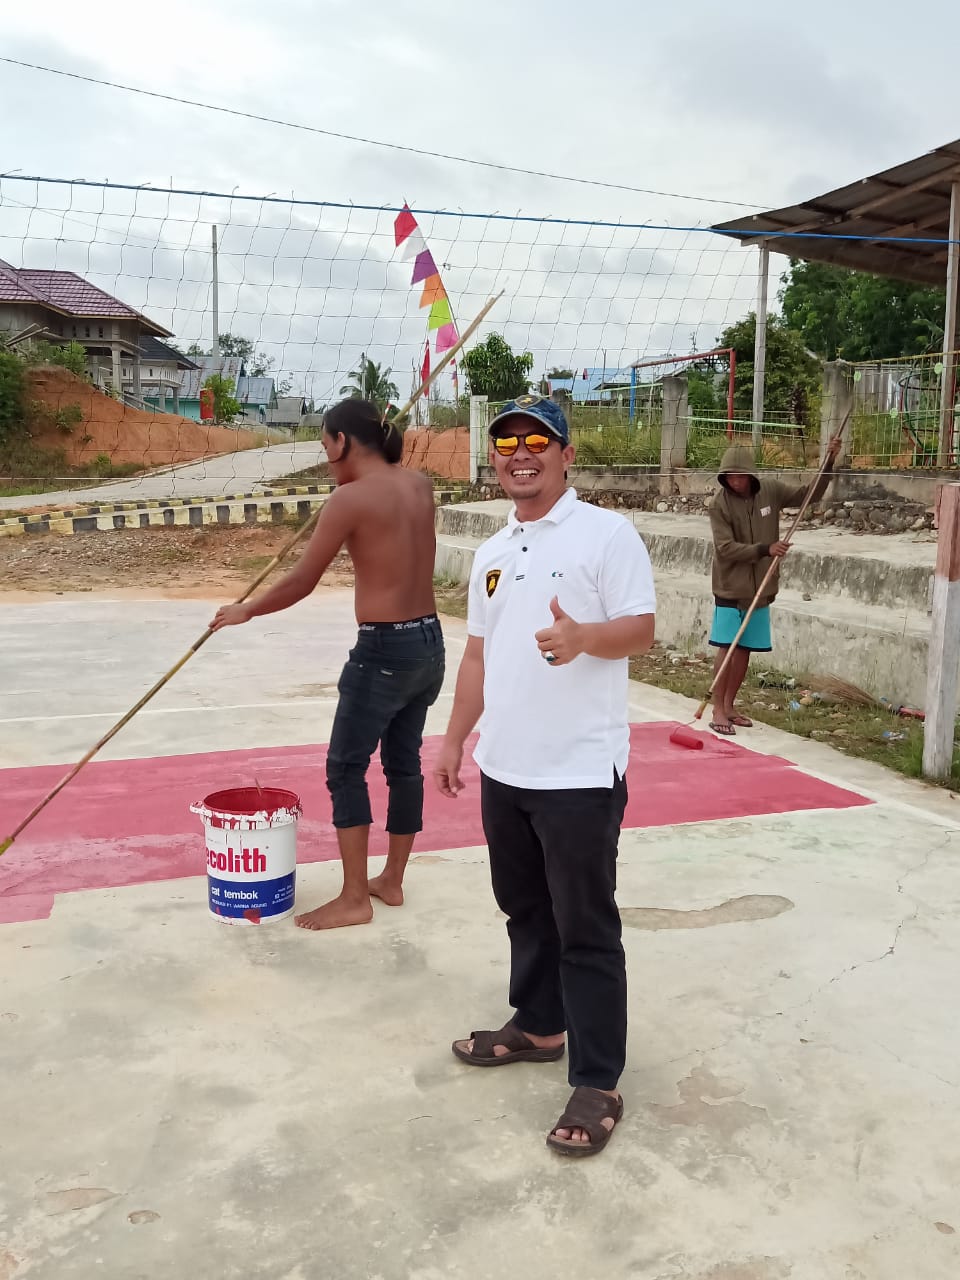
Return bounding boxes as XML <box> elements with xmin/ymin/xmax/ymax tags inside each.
<box><xmin>434</xmin><ymin>394</ymin><xmax>655</xmax><ymax>1158</ymax></box>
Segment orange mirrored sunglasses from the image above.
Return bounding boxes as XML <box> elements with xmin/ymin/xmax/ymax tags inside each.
<box><xmin>492</xmin><ymin>432</ymin><xmax>554</xmax><ymax>457</ymax></box>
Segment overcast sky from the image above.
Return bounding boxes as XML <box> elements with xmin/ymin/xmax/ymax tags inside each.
<box><xmin>2</xmin><ymin>0</ymin><xmax>958</xmax><ymax>401</ymax></box>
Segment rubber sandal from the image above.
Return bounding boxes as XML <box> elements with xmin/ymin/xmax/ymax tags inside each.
<box><xmin>709</xmin><ymin>721</ymin><xmax>736</xmax><ymax>736</ymax></box>
<box><xmin>729</xmin><ymin>713</ymin><xmax>754</xmax><ymax>728</ymax></box>
<box><xmin>546</xmin><ymin>1087</ymin><xmax>624</xmax><ymax>1158</ymax></box>
<box><xmin>451</xmin><ymin>1021</ymin><xmax>565</xmax><ymax>1067</ymax></box>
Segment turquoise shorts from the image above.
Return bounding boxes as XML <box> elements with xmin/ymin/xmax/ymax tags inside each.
<box><xmin>709</xmin><ymin>604</ymin><xmax>772</xmax><ymax>652</ymax></box>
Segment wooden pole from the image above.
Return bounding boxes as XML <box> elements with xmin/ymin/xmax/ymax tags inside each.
<box><xmin>1</xmin><ymin>295</ymin><xmax>504</xmax><ymax>857</ymax></box>
<box><xmin>922</xmin><ymin>482</ymin><xmax>960</xmax><ymax>779</ymax></box>
<box><xmin>694</xmin><ymin>427</ymin><xmax>844</xmax><ymax>720</ymax></box>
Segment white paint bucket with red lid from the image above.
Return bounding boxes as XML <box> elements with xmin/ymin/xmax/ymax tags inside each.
<box><xmin>190</xmin><ymin>786</ymin><xmax>301</xmax><ymax>925</ymax></box>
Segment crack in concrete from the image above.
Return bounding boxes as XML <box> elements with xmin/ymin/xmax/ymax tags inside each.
<box><xmin>641</xmin><ymin>829</ymin><xmax>957</xmax><ymax>1079</ymax></box>
<box><xmin>807</xmin><ymin>830</ymin><xmax>954</xmax><ymax>999</ymax></box>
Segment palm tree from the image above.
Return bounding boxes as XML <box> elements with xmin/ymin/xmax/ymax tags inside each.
<box><xmin>339</xmin><ymin>357</ymin><xmax>400</xmax><ymax>410</ymax></box>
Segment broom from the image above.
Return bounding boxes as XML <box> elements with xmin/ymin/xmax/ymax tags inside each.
<box><xmin>804</xmin><ymin>674</ymin><xmax>878</xmax><ymax>706</ymax></box>
<box><xmin>0</xmin><ymin>293</ymin><xmax>503</xmax><ymax>858</ymax></box>
<box><xmin>669</xmin><ymin>423</ymin><xmax>847</xmax><ymax>747</ymax></box>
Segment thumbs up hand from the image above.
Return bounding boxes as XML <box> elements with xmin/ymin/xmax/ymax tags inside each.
<box><xmin>534</xmin><ymin>595</ymin><xmax>584</xmax><ymax>667</ymax></box>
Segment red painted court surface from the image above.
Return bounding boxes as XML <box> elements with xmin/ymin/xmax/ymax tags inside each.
<box><xmin>1</xmin><ymin>724</ymin><xmax>870</xmax><ymax>924</ymax></box>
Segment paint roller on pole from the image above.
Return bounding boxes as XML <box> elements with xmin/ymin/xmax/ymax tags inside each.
<box><xmin>669</xmin><ymin>423</ymin><xmax>847</xmax><ymax>750</ymax></box>
<box><xmin>0</xmin><ymin>292</ymin><xmax>503</xmax><ymax>859</ymax></box>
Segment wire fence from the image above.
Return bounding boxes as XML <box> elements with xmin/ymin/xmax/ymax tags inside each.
<box><xmin>848</xmin><ymin>350</ymin><xmax>957</xmax><ymax>468</ymax></box>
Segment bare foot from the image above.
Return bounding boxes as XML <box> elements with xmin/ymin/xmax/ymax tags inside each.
<box><xmin>294</xmin><ymin>894</ymin><xmax>374</xmax><ymax>931</ymax></box>
<box><xmin>553</xmin><ymin>1088</ymin><xmax>620</xmax><ymax>1145</ymax></box>
<box><xmin>368</xmin><ymin>873</ymin><xmax>403</xmax><ymax>907</ymax></box>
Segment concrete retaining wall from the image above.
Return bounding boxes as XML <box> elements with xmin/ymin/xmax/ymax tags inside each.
<box><xmin>435</xmin><ymin>502</ymin><xmax>942</xmax><ymax>710</ymax></box>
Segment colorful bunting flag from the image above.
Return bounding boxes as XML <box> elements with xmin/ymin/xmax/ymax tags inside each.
<box><xmin>435</xmin><ymin>322</ymin><xmax>458</xmax><ymax>353</ymax></box>
<box><xmin>393</xmin><ymin>203</ymin><xmax>460</xmax><ymax>388</ymax></box>
<box><xmin>411</xmin><ymin>249</ymin><xmax>437</xmax><ymax>285</ymax></box>
<box><xmin>428</xmin><ymin>297</ymin><xmax>453</xmax><ymax>331</ymax></box>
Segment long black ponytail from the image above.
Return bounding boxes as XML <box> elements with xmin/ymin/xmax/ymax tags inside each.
<box><xmin>323</xmin><ymin>398</ymin><xmax>403</xmax><ymax>465</ymax></box>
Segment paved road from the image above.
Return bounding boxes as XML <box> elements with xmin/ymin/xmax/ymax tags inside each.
<box><xmin>0</xmin><ymin>440</ymin><xmax>327</xmax><ymax>511</ymax></box>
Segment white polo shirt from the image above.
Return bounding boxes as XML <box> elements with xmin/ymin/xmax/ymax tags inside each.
<box><xmin>467</xmin><ymin>488</ymin><xmax>656</xmax><ymax>789</ymax></box>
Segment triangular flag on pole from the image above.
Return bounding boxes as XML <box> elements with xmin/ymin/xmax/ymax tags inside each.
<box><xmin>435</xmin><ymin>322</ymin><xmax>458</xmax><ymax>353</ymax></box>
<box><xmin>428</xmin><ymin>298</ymin><xmax>453</xmax><ymax>331</ymax></box>
<box><xmin>394</xmin><ymin>205</ymin><xmax>417</xmax><ymax>246</ymax></box>
<box><xmin>420</xmin><ymin>340</ymin><xmax>431</xmax><ymax>387</ymax></box>
<box><xmin>411</xmin><ymin>249</ymin><xmax>438</xmax><ymax>285</ymax></box>
<box><xmin>418</xmin><ymin>275</ymin><xmax>447</xmax><ymax>308</ymax></box>
<box><xmin>399</xmin><ymin>229</ymin><xmax>427</xmax><ymax>262</ymax></box>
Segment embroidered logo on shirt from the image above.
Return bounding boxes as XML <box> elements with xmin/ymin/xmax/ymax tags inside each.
<box><xmin>551</xmin><ymin>570</ymin><xmax>564</xmax><ymax>578</ymax></box>
<box><xmin>761</xmin><ymin>506</ymin><xmax>771</xmax><ymax>517</ymax></box>
<box><xmin>485</xmin><ymin>569</ymin><xmax>502</xmax><ymax>597</ymax></box>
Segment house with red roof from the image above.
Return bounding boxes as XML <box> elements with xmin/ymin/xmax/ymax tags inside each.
<box><xmin>0</xmin><ymin>258</ymin><xmax>192</xmax><ymax>408</ymax></box>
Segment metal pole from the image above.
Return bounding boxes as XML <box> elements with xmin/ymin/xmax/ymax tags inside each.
<box><xmin>211</xmin><ymin>225</ymin><xmax>220</xmax><ymax>364</ymax></box>
<box><xmin>752</xmin><ymin>243</ymin><xmax>769</xmax><ymax>449</ymax></box>
<box><xmin>938</xmin><ymin>183</ymin><xmax>960</xmax><ymax>467</ymax></box>
<box><xmin>628</xmin><ymin>366</ymin><xmax>637</xmax><ymax>423</ymax></box>
<box><xmin>727</xmin><ymin>349</ymin><xmax>737</xmax><ymax>439</ymax></box>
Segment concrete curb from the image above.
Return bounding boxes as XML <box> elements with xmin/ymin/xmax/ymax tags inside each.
<box><xmin>1</xmin><ymin>487</ymin><xmax>468</xmax><ymax>538</ymax></box>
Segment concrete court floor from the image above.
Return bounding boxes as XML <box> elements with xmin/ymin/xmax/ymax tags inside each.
<box><xmin>2</xmin><ymin>588</ymin><xmax>960</xmax><ymax>1280</ymax></box>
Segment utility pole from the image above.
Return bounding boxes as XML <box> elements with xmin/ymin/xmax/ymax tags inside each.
<box><xmin>211</xmin><ymin>225</ymin><xmax>220</xmax><ymax>365</ymax></box>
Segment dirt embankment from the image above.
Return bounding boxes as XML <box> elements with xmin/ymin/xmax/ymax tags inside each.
<box><xmin>402</xmin><ymin>427</ymin><xmax>470</xmax><ymax>481</ymax></box>
<box><xmin>25</xmin><ymin>367</ymin><xmax>260</xmax><ymax>467</ymax></box>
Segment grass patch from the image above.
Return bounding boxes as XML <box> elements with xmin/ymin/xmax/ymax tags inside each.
<box><xmin>268</xmin><ymin>463</ymin><xmax>331</xmax><ymax>486</ymax></box>
<box><xmin>630</xmin><ymin>647</ymin><xmax>960</xmax><ymax>790</ymax></box>
<box><xmin>572</xmin><ymin>423</ymin><xmax>660</xmax><ymax>466</ymax></box>
<box><xmin>0</xmin><ymin>439</ymin><xmax>145</xmax><ymax>494</ymax></box>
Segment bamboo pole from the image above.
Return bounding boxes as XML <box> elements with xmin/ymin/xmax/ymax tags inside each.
<box><xmin>1</xmin><ymin>294</ymin><xmax>503</xmax><ymax>857</ymax></box>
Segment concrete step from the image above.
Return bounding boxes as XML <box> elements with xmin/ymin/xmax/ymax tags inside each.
<box><xmin>434</xmin><ymin>520</ymin><xmax>937</xmax><ymax>710</ymax></box>
<box><xmin>436</xmin><ymin>502</ymin><xmax>937</xmax><ymax>613</ymax></box>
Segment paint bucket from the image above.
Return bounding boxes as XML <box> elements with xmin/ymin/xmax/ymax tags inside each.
<box><xmin>190</xmin><ymin>787</ymin><xmax>301</xmax><ymax>925</ymax></box>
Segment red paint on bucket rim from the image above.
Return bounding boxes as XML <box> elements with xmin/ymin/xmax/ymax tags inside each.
<box><xmin>194</xmin><ymin>786</ymin><xmax>302</xmax><ymax>827</ymax></box>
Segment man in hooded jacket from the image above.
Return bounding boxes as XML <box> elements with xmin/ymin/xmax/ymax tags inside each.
<box><xmin>707</xmin><ymin>440</ymin><xmax>840</xmax><ymax>735</ymax></box>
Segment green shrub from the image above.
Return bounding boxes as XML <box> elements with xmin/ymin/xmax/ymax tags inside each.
<box><xmin>0</xmin><ymin>348</ymin><xmax>27</xmax><ymax>444</ymax></box>
<box><xmin>32</xmin><ymin>340</ymin><xmax>89</xmax><ymax>377</ymax></box>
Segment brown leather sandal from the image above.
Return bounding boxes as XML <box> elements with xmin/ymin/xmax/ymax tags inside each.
<box><xmin>546</xmin><ymin>1087</ymin><xmax>624</xmax><ymax>1157</ymax></box>
<box><xmin>451</xmin><ymin>1021</ymin><xmax>565</xmax><ymax>1067</ymax></box>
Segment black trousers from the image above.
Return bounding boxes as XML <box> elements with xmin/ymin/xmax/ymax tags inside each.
<box><xmin>326</xmin><ymin>618</ymin><xmax>445</xmax><ymax>833</ymax></box>
<box><xmin>480</xmin><ymin>770</ymin><xmax>628</xmax><ymax>1090</ymax></box>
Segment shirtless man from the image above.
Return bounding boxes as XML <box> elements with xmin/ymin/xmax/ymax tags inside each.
<box><xmin>210</xmin><ymin>397</ymin><xmax>444</xmax><ymax>930</ymax></box>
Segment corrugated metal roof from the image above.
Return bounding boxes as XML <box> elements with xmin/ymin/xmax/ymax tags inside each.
<box><xmin>0</xmin><ymin>259</ymin><xmax>171</xmax><ymax>333</ymax></box>
<box><xmin>238</xmin><ymin>376</ymin><xmax>276</xmax><ymax>406</ymax></box>
<box><xmin>711</xmin><ymin>139</ymin><xmax>960</xmax><ymax>285</ymax></box>
<box><xmin>547</xmin><ymin>368</ymin><xmax>632</xmax><ymax>403</ymax></box>
<box><xmin>176</xmin><ymin>358</ymin><xmax>276</xmax><ymax>406</ymax></box>
<box><xmin>177</xmin><ymin>357</ymin><xmax>244</xmax><ymax>399</ymax></box>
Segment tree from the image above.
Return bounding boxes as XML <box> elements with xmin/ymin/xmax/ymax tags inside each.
<box><xmin>339</xmin><ymin>357</ymin><xmax>399</xmax><ymax>411</ymax></box>
<box><xmin>780</xmin><ymin>261</ymin><xmax>945</xmax><ymax>361</ymax></box>
<box><xmin>185</xmin><ymin>333</ymin><xmax>291</xmax><ymax>395</ymax></box>
<box><xmin>31</xmin><ymin>340</ymin><xmax>89</xmax><ymax>377</ymax></box>
<box><xmin>718</xmin><ymin>313</ymin><xmax>821</xmax><ymax>423</ymax></box>
<box><xmin>546</xmin><ymin>367</ymin><xmax>575</xmax><ymax>380</ymax></box>
<box><xmin>462</xmin><ymin>334</ymin><xmax>534</xmax><ymax>400</ymax></box>
<box><xmin>203</xmin><ymin>374</ymin><xmax>242</xmax><ymax>423</ymax></box>
<box><xmin>0</xmin><ymin>348</ymin><xmax>27</xmax><ymax>444</ymax></box>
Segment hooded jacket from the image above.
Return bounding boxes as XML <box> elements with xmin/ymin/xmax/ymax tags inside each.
<box><xmin>708</xmin><ymin>445</ymin><xmax>835</xmax><ymax>609</ymax></box>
